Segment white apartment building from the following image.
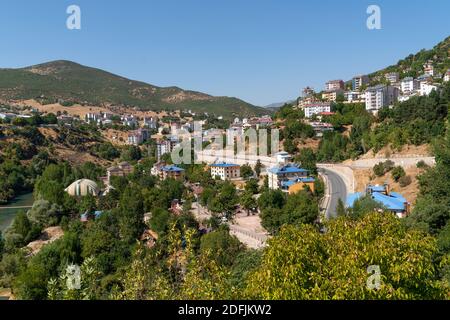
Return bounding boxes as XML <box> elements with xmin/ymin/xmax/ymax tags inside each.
<box><xmin>401</xmin><ymin>77</ymin><xmax>419</xmax><ymax>93</ymax></box>
<box><xmin>325</xmin><ymin>80</ymin><xmax>344</xmax><ymax>91</ymax></box>
<box><xmin>420</xmin><ymin>82</ymin><xmax>438</xmax><ymax>96</ymax></box>
<box><xmin>344</xmin><ymin>91</ymin><xmax>365</xmax><ymax>103</ymax></box>
<box><xmin>304</xmin><ymin>102</ymin><xmax>331</xmax><ymax>118</ymax></box>
<box><xmin>209</xmin><ymin>163</ymin><xmax>241</xmax><ymax>180</ymax></box>
<box><xmin>365</xmin><ymin>85</ymin><xmax>399</xmax><ymax>113</ymax></box>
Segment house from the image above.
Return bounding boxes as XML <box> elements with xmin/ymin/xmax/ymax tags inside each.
<box><xmin>122</xmin><ymin>115</ymin><xmax>138</xmax><ymax>127</ymax></box>
<box><xmin>309</xmin><ymin>121</ymin><xmax>334</xmax><ymax>137</ymax></box>
<box><xmin>302</xmin><ymin>86</ymin><xmax>315</xmax><ymax>98</ymax></box>
<box><xmin>127</xmin><ymin>128</ymin><xmax>149</xmax><ymax>145</ymax></box>
<box><xmin>352</xmin><ymin>75</ymin><xmax>369</xmax><ymax>91</ymax></box>
<box><xmin>209</xmin><ymin>163</ymin><xmax>241</xmax><ymax>180</ymax></box>
<box><xmin>385</xmin><ymin>72</ymin><xmax>399</xmax><ymax>84</ymax></box>
<box><xmin>143</xmin><ymin>117</ymin><xmax>158</xmax><ymax>129</ymax></box>
<box><xmin>346</xmin><ymin>184</ymin><xmax>410</xmax><ymax>218</ymax></box>
<box><xmin>274</xmin><ymin>151</ymin><xmax>291</xmax><ymax>165</ymax></box>
<box><xmin>423</xmin><ymin>61</ymin><xmax>434</xmax><ymax>76</ymax></box>
<box><xmin>281</xmin><ymin>177</ymin><xmax>316</xmax><ymax>194</ymax></box>
<box><xmin>107</xmin><ymin>162</ymin><xmax>133</xmax><ymax>185</ymax></box>
<box><xmin>444</xmin><ymin>69</ymin><xmax>450</xmax><ymax>82</ymax></box>
<box><xmin>325</xmin><ymin>80</ymin><xmax>344</xmax><ymax>91</ymax></box>
<box><xmin>400</xmin><ymin>77</ymin><xmax>419</xmax><ymax>93</ymax></box>
<box><xmin>160</xmin><ymin>165</ymin><xmax>185</xmax><ymax>180</ymax></box>
<box><xmin>267</xmin><ymin>164</ymin><xmax>309</xmax><ymax>190</ymax></box>
<box><xmin>304</xmin><ymin>102</ymin><xmax>331</xmax><ymax>118</ymax></box>
<box><xmin>365</xmin><ymin>85</ymin><xmax>399</xmax><ymax>113</ymax></box>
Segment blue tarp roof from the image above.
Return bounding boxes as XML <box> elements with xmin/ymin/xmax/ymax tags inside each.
<box><xmin>269</xmin><ymin>165</ymin><xmax>308</xmax><ymax>175</ymax></box>
<box><xmin>209</xmin><ymin>163</ymin><xmax>239</xmax><ymax>168</ymax></box>
<box><xmin>162</xmin><ymin>165</ymin><xmax>185</xmax><ymax>172</ymax></box>
<box><xmin>346</xmin><ymin>190</ymin><xmax>407</xmax><ymax>212</ymax></box>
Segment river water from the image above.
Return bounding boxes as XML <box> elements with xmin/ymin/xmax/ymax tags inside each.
<box><xmin>0</xmin><ymin>193</ymin><xmax>34</xmax><ymax>233</ymax></box>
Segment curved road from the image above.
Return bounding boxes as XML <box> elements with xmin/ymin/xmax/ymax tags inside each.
<box><xmin>320</xmin><ymin>168</ymin><xmax>347</xmax><ymax>219</ymax></box>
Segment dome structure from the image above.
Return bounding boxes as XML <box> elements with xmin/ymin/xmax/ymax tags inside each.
<box><xmin>64</xmin><ymin>179</ymin><xmax>100</xmax><ymax>197</ymax></box>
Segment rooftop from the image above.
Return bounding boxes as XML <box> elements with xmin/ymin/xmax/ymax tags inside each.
<box><xmin>161</xmin><ymin>165</ymin><xmax>185</xmax><ymax>172</ymax></box>
<box><xmin>269</xmin><ymin>164</ymin><xmax>308</xmax><ymax>175</ymax></box>
<box><xmin>210</xmin><ymin>163</ymin><xmax>239</xmax><ymax>168</ymax></box>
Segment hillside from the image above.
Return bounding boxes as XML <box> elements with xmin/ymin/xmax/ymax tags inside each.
<box><xmin>0</xmin><ymin>60</ymin><xmax>267</xmax><ymax>118</ymax></box>
<box><xmin>368</xmin><ymin>35</ymin><xmax>450</xmax><ymax>84</ymax></box>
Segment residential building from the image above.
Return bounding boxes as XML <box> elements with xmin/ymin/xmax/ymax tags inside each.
<box><xmin>423</xmin><ymin>61</ymin><xmax>434</xmax><ymax>76</ymax></box>
<box><xmin>85</xmin><ymin>113</ymin><xmax>100</xmax><ymax>123</ymax></box>
<box><xmin>283</xmin><ymin>177</ymin><xmax>316</xmax><ymax>194</ymax></box>
<box><xmin>344</xmin><ymin>91</ymin><xmax>365</xmax><ymax>103</ymax></box>
<box><xmin>346</xmin><ymin>184</ymin><xmax>410</xmax><ymax>218</ymax></box>
<box><xmin>122</xmin><ymin>115</ymin><xmax>138</xmax><ymax>127</ymax></box>
<box><xmin>209</xmin><ymin>163</ymin><xmax>241</xmax><ymax>180</ymax></box>
<box><xmin>309</xmin><ymin>121</ymin><xmax>334</xmax><ymax>137</ymax></box>
<box><xmin>444</xmin><ymin>69</ymin><xmax>450</xmax><ymax>82</ymax></box>
<box><xmin>304</xmin><ymin>102</ymin><xmax>331</xmax><ymax>118</ymax></box>
<box><xmin>160</xmin><ymin>165</ymin><xmax>185</xmax><ymax>181</ymax></box>
<box><xmin>325</xmin><ymin>80</ymin><xmax>344</xmax><ymax>91</ymax></box>
<box><xmin>107</xmin><ymin>162</ymin><xmax>133</xmax><ymax>184</ymax></box>
<box><xmin>275</xmin><ymin>151</ymin><xmax>291</xmax><ymax>165</ymax></box>
<box><xmin>156</xmin><ymin>137</ymin><xmax>180</xmax><ymax>160</ymax></box>
<box><xmin>302</xmin><ymin>86</ymin><xmax>315</xmax><ymax>98</ymax></box>
<box><xmin>400</xmin><ymin>77</ymin><xmax>419</xmax><ymax>93</ymax></box>
<box><xmin>267</xmin><ymin>164</ymin><xmax>309</xmax><ymax>190</ymax></box>
<box><xmin>143</xmin><ymin>117</ymin><xmax>158</xmax><ymax>129</ymax></box>
<box><xmin>322</xmin><ymin>89</ymin><xmax>344</xmax><ymax>102</ymax></box>
<box><xmin>385</xmin><ymin>72</ymin><xmax>400</xmax><ymax>84</ymax></box>
<box><xmin>365</xmin><ymin>85</ymin><xmax>399</xmax><ymax>113</ymax></box>
<box><xmin>419</xmin><ymin>82</ymin><xmax>438</xmax><ymax>96</ymax></box>
<box><xmin>127</xmin><ymin>128</ymin><xmax>149</xmax><ymax>145</ymax></box>
<box><xmin>352</xmin><ymin>75</ymin><xmax>369</xmax><ymax>91</ymax></box>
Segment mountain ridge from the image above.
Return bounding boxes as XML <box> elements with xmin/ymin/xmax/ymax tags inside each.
<box><xmin>0</xmin><ymin>60</ymin><xmax>268</xmax><ymax>118</ymax></box>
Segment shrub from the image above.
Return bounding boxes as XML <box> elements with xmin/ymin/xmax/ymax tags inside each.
<box><xmin>391</xmin><ymin>166</ymin><xmax>406</xmax><ymax>182</ymax></box>
<box><xmin>416</xmin><ymin>160</ymin><xmax>429</xmax><ymax>169</ymax></box>
<box><xmin>399</xmin><ymin>175</ymin><xmax>412</xmax><ymax>187</ymax></box>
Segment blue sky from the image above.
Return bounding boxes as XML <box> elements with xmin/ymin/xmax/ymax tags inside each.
<box><xmin>0</xmin><ymin>0</ymin><xmax>449</xmax><ymax>106</ymax></box>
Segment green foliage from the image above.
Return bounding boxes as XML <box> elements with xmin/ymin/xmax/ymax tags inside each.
<box><xmin>245</xmin><ymin>213</ymin><xmax>449</xmax><ymax>299</ymax></box>
<box><xmin>391</xmin><ymin>166</ymin><xmax>406</xmax><ymax>182</ymax></box>
<box><xmin>120</xmin><ymin>146</ymin><xmax>142</xmax><ymax>162</ymax></box>
<box><xmin>240</xmin><ymin>164</ymin><xmax>254</xmax><ymax>179</ymax></box>
<box><xmin>347</xmin><ymin>195</ymin><xmax>386</xmax><ymax>220</ymax></box>
<box><xmin>200</xmin><ymin>228</ymin><xmax>243</xmax><ymax>267</ymax></box>
<box><xmin>399</xmin><ymin>175</ymin><xmax>412</xmax><ymax>187</ymax></box>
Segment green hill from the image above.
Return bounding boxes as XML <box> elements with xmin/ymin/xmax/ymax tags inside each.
<box><xmin>0</xmin><ymin>60</ymin><xmax>267</xmax><ymax>118</ymax></box>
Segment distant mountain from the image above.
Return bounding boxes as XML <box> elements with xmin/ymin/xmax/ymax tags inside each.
<box><xmin>264</xmin><ymin>100</ymin><xmax>296</xmax><ymax>110</ymax></box>
<box><xmin>0</xmin><ymin>60</ymin><xmax>268</xmax><ymax>118</ymax></box>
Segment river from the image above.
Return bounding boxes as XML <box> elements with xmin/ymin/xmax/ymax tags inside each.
<box><xmin>0</xmin><ymin>193</ymin><xmax>34</xmax><ymax>233</ymax></box>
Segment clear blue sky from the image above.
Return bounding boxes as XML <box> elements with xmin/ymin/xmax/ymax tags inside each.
<box><xmin>0</xmin><ymin>0</ymin><xmax>449</xmax><ymax>106</ymax></box>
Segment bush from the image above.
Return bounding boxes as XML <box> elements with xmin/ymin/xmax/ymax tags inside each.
<box><xmin>391</xmin><ymin>166</ymin><xmax>406</xmax><ymax>182</ymax></box>
<box><xmin>373</xmin><ymin>162</ymin><xmax>386</xmax><ymax>177</ymax></box>
<box><xmin>399</xmin><ymin>175</ymin><xmax>412</xmax><ymax>187</ymax></box>
<box><xmin>416</xmin><ymin>160</ymin><xmax>429</xmax><ymax>169</ymax></box>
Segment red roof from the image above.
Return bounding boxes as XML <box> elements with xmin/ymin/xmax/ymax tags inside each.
<box><xmin>320</xmin><ymin>112</ymin><xmax>336</xmax><ymax>116</ymax></box>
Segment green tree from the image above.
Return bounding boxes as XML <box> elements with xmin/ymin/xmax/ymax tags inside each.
<box><xmin>240</xmin><ymin>165</ymin><xmax>254</xmax><ymax>179</ymax></box>
<box><xmin>200</xmin><ymin>228</ymin><xmax>243</xmax><ymax>267</ymax></box>
<box><xmin>116</xmin><ymin>186</ymin><xmax>145</xmax><ymax>243</ymax></box>
<box><xmin>245</xmin><ymin>213</ymin><xmax>449</xmax><ymax>299</ymax></box>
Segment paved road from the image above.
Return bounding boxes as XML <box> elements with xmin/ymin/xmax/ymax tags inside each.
<box><xmin>320</xmin><ymin>168</ymin><xmax>347</xmax><ymax>219</ymax></box>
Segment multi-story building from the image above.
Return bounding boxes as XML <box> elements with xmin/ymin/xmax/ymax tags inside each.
<box><xmin>122</xmin><ymin>115</ymin><xmax>138</xmax><ymax>127</ymax></box>
<box><xmin>322</xmin><ymin>89</ymin><xmax>344</xmax><ymax>102</ymax></box>
<box><xmin>444</xmin><ymin>69</ymin><xmax>450</xmax><ymax>82</ymax></box>
<box><xmin>385</xmin><ymin>72</ymin><xmax>400</xmax><ymax>84</ymax></box>
<box><xmin>267</xmin><ymin>164</ymin><xmax>309</xmax><ymax>191</ymax></box>
<box><xmin>419</xmin><ymin>82</ymin><xmax>438</xmax><ymax>96</ymax></box>
<box><xmin>400</xmin><ymin>77</ymin><xmax>419</xmax><ymax>93</ymax></box>
<box><xmin>325</xmin><ymin>80</ymin><xmax>344</xmax><ymax>91</ymax></box>
<box><xmin>106</xmin><ymin>162</ymin><xmax>133</xmax><ymax>185</ymax></box>
<box><xmin>304</xmin><ymin>102</ymin><xmax>331</xmax><ymax>118</ymax></box>
<box><xmin>423</xmin><ymin>61</ymin><xmax>434</xmax><ymax>77</ymax></box>
<box><xmin>365</xmin><ymin>85</ymin><xmax>399</xmax><ymax>113</ymax></box>
<box><xmin>143</xmin><ymin>117</ymin><xmax>158</xmax><ymax>129</ymax></box>
<box><xmin>127</xmin><ymin>128</ymin><xmax>149</xmax><ymax>146</ymax></box>
<box><xmin>160</xmin><ymin>165</ymin><xmax>185</xmax><ymax>181</ymax></box>
<box><xmin>302</xmin><ymin>86</ymin><xmax>315</xmax><ymax>98</ymax></box>
<box><xmin>352</xmin><ymin>75</ymin><xmax>369</xmax><ymax>91</ymax></box>
<box><xmin>209</xmin><ymin>163</ymin><xmax>241</xmax><ymax>180</ymax></box>
<box><xmin>344</xmin><ymin>91</ymin><xmax>365</xmax><ymax>103</ymax></box>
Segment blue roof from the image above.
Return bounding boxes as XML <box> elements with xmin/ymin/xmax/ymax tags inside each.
<box><xmin>162</xmin><ymin>165</ymin><xmax>185</xmax><ymax>172</ymax></box>
<box><xmin>269</xmin><ymin>165</ymin><xmax>308</xmax><ymax>175</ymax></box>
<box><xmin>368</xmin><ymin>185</ymin><xmax>386</xmax><ymax>193</ymax></box>
<box><xmin>281</xmin><ymin>177</ymin><xmax>315</xmax><ymax>188</ymax></box>
<box><xmin>346</xmin><ymin>192</ymin><xmax>363</xmax><ymax>207</ymax></box>
<box><xmin>346</xmin><ymin>190</ymin><xmax>407</xmax><ymax>212</ymax></box>
<box><xmin>209</xmin><ymin>163</ymin><xmax>239</xmax><ymax>168</ymax></box>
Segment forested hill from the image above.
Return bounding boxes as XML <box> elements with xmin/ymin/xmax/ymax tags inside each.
<box><xmin>0</xmin><ymin>60</ymin><xmax>268</xmax><ymax>118</ymax></box>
